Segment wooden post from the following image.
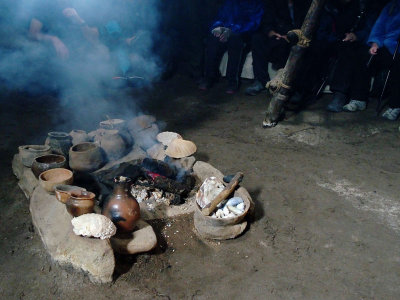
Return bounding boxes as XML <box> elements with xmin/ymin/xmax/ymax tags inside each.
<box><xmin>262</xmin><ymin>0</ymin><xmax>327</xmax><ymax>128</ymax></box>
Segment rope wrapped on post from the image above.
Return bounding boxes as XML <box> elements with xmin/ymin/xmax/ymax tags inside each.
<box><xmin>287</xmin><ymin>29</ymin><xmax>311</xmax><ymax>48</ymax></box>
<box><xmin>265</xmin><ymin>69</ymin><xmax>291</xmax><ymax>94</ymax></box>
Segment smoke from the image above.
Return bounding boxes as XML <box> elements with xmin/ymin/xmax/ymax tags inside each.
<box><xmin>0</xmin><ymin>0</ymin><xmax>163</xmax><ymax>130</ymax></box>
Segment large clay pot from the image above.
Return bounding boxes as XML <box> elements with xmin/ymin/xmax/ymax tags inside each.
<box><xmin>45</xmin><ymin>132</ymin><xmax>72</xmax><ymax>157</ymax></box>
<box><xmin>102</xmin><ymin>176</ymin><xmax>140</xmax><ymax>233</ymax></box>
<box><xmin>66</xmin><ymin>190</ymin><xmax>95</xmax><ymax>217</ymax></box>
<box><xmin>94</xmin><ymin>129</ymin><xmax>127</xmax><ymax>161</ymax></box>
<box><xmin>32</xmin><ymin>154</ymin><xmax>67</xmax><ymax>178</ymax></box>
<box><xmin>39</xmin><ymin>168</ymin><xmax>73</xmax><ymax>194</ymax></box>
<box><xmin>18</xmin><ymin>145</ymin><xmax>52</xmax><ymax>167</ymax></box>
<box><xmin>69</xmin><ymin>142</ymin><xmax>104</xmax><ymax>172</ymax></box>
<box><xmin>69</xmin><ymin>130</ymin><xmax>89</xmax><ymax>145</ymax></box>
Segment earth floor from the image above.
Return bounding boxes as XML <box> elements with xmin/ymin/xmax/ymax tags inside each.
<box><xmin>0</xmin><ymin>75</ymin><xmax>400</xmax><ymax>299</ymax></box>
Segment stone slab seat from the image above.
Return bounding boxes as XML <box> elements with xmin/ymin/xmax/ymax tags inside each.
<box><xmin>30</xmin><ymin>186</ymin><xmax>115</xmax><ymax>283</ymax></box>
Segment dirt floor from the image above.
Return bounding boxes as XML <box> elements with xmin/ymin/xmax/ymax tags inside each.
<box><xmin>1</xmin><ymin>75</ymin><xmax>400</xmax><ymax>299</ymax></box>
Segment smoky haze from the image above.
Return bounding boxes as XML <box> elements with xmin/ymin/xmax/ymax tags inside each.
<box><xmin>0</xmin><ymin>0</ymin><xmax>163</xmax><ymax>130</ymax></box>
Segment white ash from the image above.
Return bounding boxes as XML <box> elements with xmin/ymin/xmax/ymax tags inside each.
<box><xmin>130</xmin><ymin>184</ymin><xmax>172</xmax><ymax>205</ymax></box>
<box><xmin>196</xmin><ymin>177</ymin><xmax>225</xmax><ymax>209</ymax></box>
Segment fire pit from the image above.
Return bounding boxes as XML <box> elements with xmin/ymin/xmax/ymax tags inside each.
<box><xmin>12</xmin><ymin>115</ymin><xmax>255</xmax><ymax>283</ymax></box>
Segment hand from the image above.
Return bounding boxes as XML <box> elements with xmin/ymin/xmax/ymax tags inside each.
<box><xmin>268</xmin><ymin>30</ymin><xmax>286</xmax><ymax>41</ymax></box>
<box><xmin>343</xmin><ymin>32</ymin><xmax>357</xmax><ymax>42</ymax></box>
<box><xmin>369</xmin><ymin>42</ymin><xmax>379</xmax><ymax>55</ymax></box>
<box><xmin>219</xmin><ymin>27</ymin><xmax>231</xmax><ymax>42</ymax></box>
<box><xmin>62</xmin><ymin>8</ymin><xmax>85</xmax><ymax>25</ymax></box>
<box><xmin>212</xmin><ymin>27</ymin><xmax>223</xmax><ymax>38</ymax></box>
<box><xmin>51</xmin><ymin>37</ymin><xmax>69</xmax><ymax>59</ymax></box>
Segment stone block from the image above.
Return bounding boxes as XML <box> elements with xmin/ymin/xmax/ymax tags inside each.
<box><xmin>30</xmin><ymin>186</ymin><xmax>115</xmax><ymax>283</ymax></box>
<box><xmin>193</xmin><ymin>161</ymin><xmax>224</xmax><ymax>182</ymax></box>
<box><xmin>110</xmin><ymin>219</ymin><xmax>157</xmax><ymax>254</ymax></box>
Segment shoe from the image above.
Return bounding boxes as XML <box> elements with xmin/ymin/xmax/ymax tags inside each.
<box><xmin>343</xmin><ymin>100</ymin><xmax>367</xmax><ymax>112</ymax></box>
<box><xmin>245</xmin><ymin>80</ymin><xmax>265</xmax><ymax>96</ymax></box>
<box><xmin>327</xmin><ymin>92</ymin><xmax>347</xmax><ymax>112</ymax></box>
<box><xmin>226</xmin><ymin>81</ymin><xmax>238</xmax><ymax>94</ymax></box>
<box><xmin>382</xmin><ymin>108</ymin><xmax>400</xmax><ymax>120</ymax></box>
<box><xmin>198</xmin><ymin>78</ymin><xmax>212</xmax><ymax>91</ymax></box>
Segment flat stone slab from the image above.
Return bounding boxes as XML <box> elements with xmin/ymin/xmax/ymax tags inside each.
<box><xmin>110</xmin><ymin>219</ymin><xmax>157</xmax><ymax>254</ymax></box>
<box><xmin>12</xmin><ymin>154</ymin><xmax>38</xmax><ymax>199</ymax></box>
<box><xmin>30</xmin><ymin>186</ymin><xmax>115</xmax><ymax>283</ymax></box>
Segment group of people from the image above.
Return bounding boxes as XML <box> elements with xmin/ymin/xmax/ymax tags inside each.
<box><xmin>199</xmin><ymin>0</ymin><xmax>400</xmax><ymax>121</ymax></box>
<box><xmin>23</xmin><ymin>0</ymin><xmax>154</xmax><ymax>89</ymax></box>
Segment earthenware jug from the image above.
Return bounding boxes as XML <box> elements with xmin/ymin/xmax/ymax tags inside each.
<box><xmin>69</xmin><ymin>130</ymin><xmax>89</xmax><ymax>145</ymax></box>
<box><xmin>94</xmin><ymin>129</ymin><xmax>127</xmax><ymax>161</ymax></box>
<box><xmin>69</xmin><ymin>142</ymin><xmax>104</xmax><ymax>172</ymax></box>
<box><xmin>102</xmin><ymin>176</ymin><xmax>140</xmax><ymax>233</ymax></box>
<box><xmin>45</xmin><ymin>132</ymin><xmax>72</xmax><ymax>157</ymax></box>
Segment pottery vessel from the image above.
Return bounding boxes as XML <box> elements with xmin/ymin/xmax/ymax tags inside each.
<box><xmin>66</xmin><ymin>190</ymin><xmax>95</xmax><ymax>217</ymax></box>
<box><xmin>18</xmin><ymin>145</ymin><xmax>52</xmax><ymax>167</ymax></box>
<box><xmin>102</xmin><ymin>176</ymin><xmax>140</xmax><ymax>233</ymax></box>
<box><xmin>39</xmin><ymin>168</ymin><xmax>73</xmax><ymax>194</ymax></box>
<box><xmin>54</xmin><ymin>184</ymin><xmax>87</xmax><ymax>204</ymax></box>
<box><xmin>69</xmin><ymin>130</ymin><xmax>89</xmax><ymax>145</ymax></box>
<box><xmin>45</xmin><ymin>132</ymin><xmax>72</xmax><ymax>157</ymax></box>
<box><xmin>94</xmin><ymin>129</ymin><xmax>127</xmax><ymax>161</ymax></box>
<box><xmin>194</xmin><ymin>192</ymin><xmax>250</xmax><ymax>227</ymax></box>
<box><xmin>31</xmin><ymin>154</ymin><xmax>67</xmax><ymax>178</ymax></box>
<box><xmin>99</xmin><ymin>119</ymin><xmax>126</xmax><ymax>130</ymax></box>
<box><xmin>69</xmin><ymin>142</ymin><xmax>104</xmax><ymax>172</ymax></box>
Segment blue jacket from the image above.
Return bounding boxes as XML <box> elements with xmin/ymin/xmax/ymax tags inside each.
<box><xmin>368</xmin><ymin>0</ymin><xmax>400</xmax><ymax>54</ymax></box>
<box><xmin>210</xmin><ymin>0</ymin><xmax>264</xmax><ymax>33</ymax></box>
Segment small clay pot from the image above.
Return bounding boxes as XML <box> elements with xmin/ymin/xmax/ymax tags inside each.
<box><xmin>66</xmin><ymin>190</ymin><xmax>95</xmax><ymax>217</ymax></box>
<box><xmin>39</xmin><ymin>168</ymin><xmax>73</xmax><ymax>194</ymax></box>
<box><xmin>54</xmin><ymin>184</ymin><xmax>87</xmax><ymax>204</ymax></box>
<box><xmin>69</xmin><ymin>130</ymin><xmax>89</xmax><ymax>145</ymax></box>
<box><xmin>99</xmin><ymin>119</ymin><xmax>126</xmax><ymax>130</ymax></box>
<box><xmin>45</xmin><ymin>132</ymin><xmax>72</xmax><ymax>157</ymax></box>
<box><xmin>94</xmin><ymin>129</ymin><xmax>127</xmax><ymax>161</ymax></box>
<box><xmin>69</xmin><ymin>142</ymin><xmax>104</xmax><ymax>172</ymax></box>
<box><xmin>18</xmin><ymin>145</ymin><xmax>52</xmax><ymax>167</ymax></box>
<box><xmin>31</xmin><ymin>154</ymin><xmax>67</xmax><ymax>178</ymax></box>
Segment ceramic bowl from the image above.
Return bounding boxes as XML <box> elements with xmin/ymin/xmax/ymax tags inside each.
<box><xmin>18</xmin><ymin>145</ymin><xmax>52</xmax><ymax>167</ymax></box>
<box><xmin>39</xmin><ymin>168</ymin><xmax>73</xmax><ymax>194</ymax></box>
<box><xmin>54</xmin><ymin>184</ymin><xmax>86</xmax><ymax>204</ymax></box>
<box><xmin>31</xmin><ymin>154</ymin><xmax>67</xmax><ymax>178</ymax></box>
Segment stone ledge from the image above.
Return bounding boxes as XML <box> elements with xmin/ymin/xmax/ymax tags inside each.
<box><xmin>30</xmin><ymin>186</ymin><xmax>115</xmax><ymax>283</ymax></box>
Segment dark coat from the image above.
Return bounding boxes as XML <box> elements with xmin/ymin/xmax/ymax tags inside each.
<box><xmin>260</xmin><ymin>0</ymin><xmax>312</xmax><ymax>35</ymax></box>
<box><xmin>210</xmin><ymin>0</ymin><xmax>265</xmax><ymax>33</ymax></box>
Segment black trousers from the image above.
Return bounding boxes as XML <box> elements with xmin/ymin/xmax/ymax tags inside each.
<box><xmin>204</xmin><ymin>33</ymin><xmax>245</xmax><ymax>84</ymax></box>
<box><xmin>330</xmin><ymin>42</ymin><xmax>366</xmax><ymax>98</ymax></box>
<box><xmin>251</xmin><ymin>32</ymin><xmax>290</xmax><ymax>85</ymax></box>
<box><xmin>336</xmin><ymin>45</ymin><xmax>400</xmax><ymax>107</ymax></box>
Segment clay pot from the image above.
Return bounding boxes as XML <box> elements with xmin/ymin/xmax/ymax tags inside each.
<box><xmin>69</xmin><ymin>130</ymin><xmax>89</xmax><ymax>145</ymax></box>
<box><xmin>94</xmin><ymin>129</ymin><xmax>127</xmax><ymax>161</ymax></box>
<box><xmin>18</xmin><ymin>145</ymin><xmax>52</xmax><ymax>167</ymax></box>
<box><xmin>54</xmin><ymin>184</ymin><xmax>87</xmax><ymax>204</ymax></box>
<box><xmin>99</xmin><ymin>119</ymin><xmax>126</xmax><ymax>130</ymax></box>
<box><xmin>69</xmin><ymin>142</ymin><xmax>104</xmax><ymax>172</ymax></box>
<box><xmin>193</xmin><ymin>193</ymin><xmax>251</xmax><ymax>227</ymax></box>
<box><xmin>45</xmin><ymin>132</ymin><xmax>72</xmax><ymax>157</ymax></box>
<box><xmin>31</xmin><ymin>154</ymin><xmax>67</xmax><ymax>178</ymax></box>
<box><xmin>39</xmin><ymin>168</ymin><xmax>73</xmax><ymax>194</ymax></box>
<box><xmin>66</xmin><ymin>190</ymin><xmax>95</xmax><ymax>217</ymax></box>
<box><xmin>102</xmin><ymin>176</ymin><xmax>140</xmax><ymax>233</ymax></box>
